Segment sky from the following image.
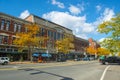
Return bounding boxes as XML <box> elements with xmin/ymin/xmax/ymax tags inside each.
<box><xmin>0</xmin><ymin>0</ymin><xmax>120</xmax><ymax>41</ymax></box>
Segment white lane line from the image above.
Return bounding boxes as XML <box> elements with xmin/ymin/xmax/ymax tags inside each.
<box><xmin>100</xmin><ymin>65</ymin><xmax>110</xmax><ymax>80</ymax></box>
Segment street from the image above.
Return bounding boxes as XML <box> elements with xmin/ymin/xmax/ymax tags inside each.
<box><xmin>0</xmin><ymin>61</ymin><xmax>120</xmax><ymax>80</ymax></box>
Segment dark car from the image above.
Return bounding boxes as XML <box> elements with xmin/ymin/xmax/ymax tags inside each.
<box><xmin>100</xmin><ymin>56</ymin><xmax>120</xmax><ymax>65</ymax></box>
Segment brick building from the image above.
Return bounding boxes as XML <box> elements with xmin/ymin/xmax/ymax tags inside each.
<box><xmin>68</xmin><ymin>36</ymin><xmax>89</xmax><ymax>60</ymax></box>
<box><xmin>0</xmin><ymin>12</ymin><xmax>92</xmax><ymax>61</ymax></box>
<box><xmin>0</xmin><ymin>12</ymin><xmax>30</xmax><ymax>61</ymax></box>
<box><xmin>0</xmin><ymin>12</ymin><xmax>74</xmax><ymax>61</ymax></box>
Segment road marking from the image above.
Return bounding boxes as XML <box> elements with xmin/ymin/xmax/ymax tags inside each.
<box><xmin>100</xmin><ymin>65</ymin><xmax>110</xmax><ymax>80</ymax></box>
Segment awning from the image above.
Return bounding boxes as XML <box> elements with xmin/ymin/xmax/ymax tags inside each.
<box><xmin>41</xmin><ymin>53</ymin><xmax>52</xmax><ymax>57</ymax></box>
<box><xmin>32</xmin><ymin>53</ymin><xmax>39</xmax><ymax>57</ymax></box>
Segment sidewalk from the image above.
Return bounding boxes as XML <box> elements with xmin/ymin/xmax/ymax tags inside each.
<box><xmin>9</xmin><ymin>60</ymin><xmax>98</xmax><ymax>65</ymax></box>
<box><xmin>10</xmin><ymin>61</ymin><xmax>35</xmax><ymax>64</ymax></box>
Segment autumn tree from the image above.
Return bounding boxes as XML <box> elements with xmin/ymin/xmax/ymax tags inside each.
<box><xmin>14</xmin><ymin>23</ymin><xmax>45</xmax><ymax>61</ymax></box>
<box><xmin>98</xmin><ymin>14</ymin><xmax>120</xmax><ymax>54</ymax></box>
<box><xmin>86</xmin><ymin>47</ymin><xmax>97</xmax><ymax>55</ymax></box>
<box><xmin>97</xmin><ymin>47</ymin><xmax>110</xmax><ymax>56</ymax></box>
<box><xmin>56</xmin><ymin>38</ymin><xmax>74</xmax><ymax>54</ymax></box>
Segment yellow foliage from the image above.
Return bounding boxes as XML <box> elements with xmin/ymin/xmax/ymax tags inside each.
<box><xmin>56</xmin><ymin>38</ymin><xmax>74</xmax><ymax>54</ymax></box>
<box><xmin>97</xmin><ymin>47</ymin><xmax>110</xmax><ymax>56</ymax></box>
<box><xmin>117</xmin><ymin>52</ymin><xmax>120</xmax><ymax>56</ymax></box>
<box><xmin>86</xmin><ymin>47</ymin><xmax>97</xmax><ymax>55</ymax></box>
<box><xmin>13</xmin><ymin>23</ymin><xmax>45</xmax><ymax>48</ymax></box>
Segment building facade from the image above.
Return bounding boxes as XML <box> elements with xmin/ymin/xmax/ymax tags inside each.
<box><xmin>88</xmin><ymin>38</ymin><xmax>100</xmax><ymax>49</ymax></box>
<box><xmin>0</xmin><ymin>12</ymin><xmax>30</xmax><ymax>61</ymax></box>
<box><xmin>25</xmin><ymin>14</ymin><xmax>74</xmax><ymax>54</ymax></box>
<box><xmin>0</xmin><ymin>12</ymin><xmax>91</xmax><ymax>61</ymax></box>
<box><xmin>0</xmin><ymin>12</ymin><xmax>74</xmax><ymax>61</ymax></box>
<box><xmin>68</xmin><ymin>36</ymin><xmax>89</xmax><ymax>60</ymax></box>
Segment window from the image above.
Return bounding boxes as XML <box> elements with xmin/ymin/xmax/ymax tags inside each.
<box><xmin>1</xmin><ymin>19</ymin><xmax>5</xmax><ymax>30</ymax></box>
<box><xmin>18</xmin><ymin>24</ymin><xmax>21</xmax><ymax>32</ymax></box>
<box><xmin>51</xmin><ymin>31</ymin><xmax>53</xmax><ymax>38</ymax></box>
<box><xmin>12</xmin><ymin>37</ymin><xmax>16</xmax><ymax>45</ymax></box>
<box><xmin>0</xmin><ymin>35</ymin><xmax>3</xmax><ymax>44</ymax></box>
<box><xmin>48</xmin><ymin>30</ymin><xmax>51</xmax><ymax>37</ymax></box>
<box><xmin>14</xmin><ymin>23</ymin><xmax>17</xmax><ymax>32</ymax></box>
<box><xmin>6</xmin><ymin>21</ymin><xmax>10</xmax><ymax>31</ymax></box>
<box><xmin>41</xmin><ymin>28</ymin><xmax>45</xmax><ymax>36</ymax></box>
<box><xmin>62</xmin><ymin>34</ymin><xmax>64</xmax><ymax>39</ymax></box>
<box><xmin>54</xmin><ymin>32</ymin><xmax>56</xmax><ymax>40</ymax></box>
<box><xmin>25</xmin><ymin>27</ymin><xmax>27</xmax><ymax>32</ymax></box>
<box><xmin>3</xmin><ymin>36</ymin><xmax>8</xmax><ymax>44</ymax></box>
<box><xmin>57</xmin><ymin>33</ymin><xmax>60</xmax><ymax>40</ymax></box>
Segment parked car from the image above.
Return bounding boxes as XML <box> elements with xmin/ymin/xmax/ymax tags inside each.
<box><xmin>0</xmin><ymin>57</ymin><xmax>10</xmax><ymax>65</ymax></box>
<box><xmin>100</xmin><ymin>56</ymin><xmax>120</xmax><ymax>65</ymax></box>
<box><xmin>82</xmin><ymin>57</ymin><xmax>90</xmax><ymax>61</ymax></box>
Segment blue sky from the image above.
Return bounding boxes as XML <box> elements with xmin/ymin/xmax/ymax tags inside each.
<box><xmin>0</xmin><ymin>0</ymin><xmax>120</xmax><ymax>41</ymax></box>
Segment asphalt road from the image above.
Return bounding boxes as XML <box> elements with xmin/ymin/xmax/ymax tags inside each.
<box><xmin>0</xmin><ymin>61</ymin><xmax>120</xmax><ymax>80</ymax></box>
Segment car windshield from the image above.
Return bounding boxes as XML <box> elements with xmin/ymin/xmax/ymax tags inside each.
<box><xmin>1</xmin><ymin>58</ymin><xmax>5</xmax><ymax>60</ymax></box>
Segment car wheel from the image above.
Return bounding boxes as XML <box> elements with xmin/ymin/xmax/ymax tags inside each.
<box><xmin>102</xmin><ymin>61</ymin><xmax>106</xmax><ymax>65</ymax></box>
<box><xmin>4</xmin><ymin>62</ymin><xmax>8</xmax><ymax>65</ymax></box>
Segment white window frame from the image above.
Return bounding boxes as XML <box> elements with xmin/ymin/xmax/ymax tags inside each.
<box><xmin>1</xmin><ymin>19</ymin><xmax>5</xmax><ymax>30</ymax></box>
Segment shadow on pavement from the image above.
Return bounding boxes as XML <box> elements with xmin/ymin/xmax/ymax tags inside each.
<box><xmin>19</xmin><ymin>68</ymin><xmax>74</xmax><ymax>80</ymax></box>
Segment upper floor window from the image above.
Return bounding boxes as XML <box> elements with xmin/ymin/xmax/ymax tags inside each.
<box><xmin>41</xmin><ymin>28</ymin><xmax>45</xmax><ymax>36</ymax></box>
<box><xmin>0</xmin><ymin>35</ymin><xmax>3</xmax><ymax>44</ymax></box>
<box><xmin>25</xmin><ymin>27</ymin><xmax>28</xmax><ymax>32</ymax></box>
<box><xmin>3</xmin><ymin>36</ymin><xmax>8</xmax><ymax>44</ymax></box>
<box><xmin>1</xmin><ymin>19</ymin><xmax>5</xmax><ymax>30</ymax></box>
<box><xmin>18</xmin><ymin>24</ymin><xmax>21</xmax><ymax>32</ymax></box>
<box><xmin>14</xmin><ymin>23</ymin><xmax>17</xmax><ymax>32</ymax></box>
<box><xmin>12</xmin><ymin>37</ymin><xmax>16</xmax><ymax>45</ymax></box>
<box><xmin>57</xmin><ymin>33</ymin><xmax>61</xmax><ymax>40</ymax></box>
<box><xmin>6</xmin><ymin>21</ymin><xmax>10</xmax><ymax>31</ymax></box>
<box><xmin>48</xmin><ymin>30</ymin><xmax>51</xmax><ymax>37</ymax></box>
<box><xmin>54</xmin><ymin>32</ymin><xmax>56</xmax><ymax>40</ymax></box>
<box><xmin>61</xmin><ymin>34</ymin><xmax>64</xmax><ymax>39</ymax></box>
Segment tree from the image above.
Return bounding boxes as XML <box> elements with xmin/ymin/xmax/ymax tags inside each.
<box><xmin>56</xmin><ymin>38</ymin><xmax>74</xmax><ymax>54</ymax></box>
<box><xmin>14</xmin><ymin>23</ymin><xmax>45</xmax><ymax>61</ymax></box>
<box><xmin>98</xmin><ymin>14</ymin><xmax>120</xmax><ymax>54</ymax></box>
<box><xmin>86</xmin><ymin>46</ymin><xmax>97</xmax><ymax>55</ymax></box>
<box><xmin>97</xmin><ymin>47</ymin><xmax>110</xmax><ymax>56</ymax></box>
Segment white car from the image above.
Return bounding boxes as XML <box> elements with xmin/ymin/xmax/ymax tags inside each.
<box><xmin>0</xmin><ymin>57</ymin><xmax>10</xmax><ymax>65</ymax></box>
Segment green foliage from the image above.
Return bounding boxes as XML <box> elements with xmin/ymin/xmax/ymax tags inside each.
<box><xmin>98</xmin><ymin>14</ymin><xmax>120</xmax><ymax>54</ymax></box>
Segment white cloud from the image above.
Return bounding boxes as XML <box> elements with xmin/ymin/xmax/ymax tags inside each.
<box><xmin>69</xmin><ymin>5</ymin><xmax>82</xmax><ymax>15</ymax></box>
<box><xmin>19</xmin><ymin>10</ymin><xmax>30</xmax><ymax>19</ymax></box>
<box><xmin>96</xmin><ymin>5</ymin><xmax>101</xmax><ymax>11</ymax></box>
<box><xmin>51</xmin><ymin>0</ymin><xmax>65</xmax><ymax>8</ymax></box>
<box><xmin>93</xmin><ymin>8</ymin><xmax>115</xmax><ymax>27</ymax></box>
<box><xmin>99</xmin><ymin>38</ymin><xmax>105</xmax><ymax>42</ymax></box>
<box><xmin>76</xmin><ymin>34</ymin><xmax>88</xmax><ymax>39</ymax></box>
<box><xmin>42</xmin><ymin>8</ymin><xmax>115</xmax><ymax>40</ymax></box>
<box><xmin>42</xmin><ymin>11</ymin><xmax>94</xmax><ymax>39</ymax></box>
<box><xmin>102</xmin><ymin>8</ymin><xmax>115</xmax><ymax>21</ymax></box>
